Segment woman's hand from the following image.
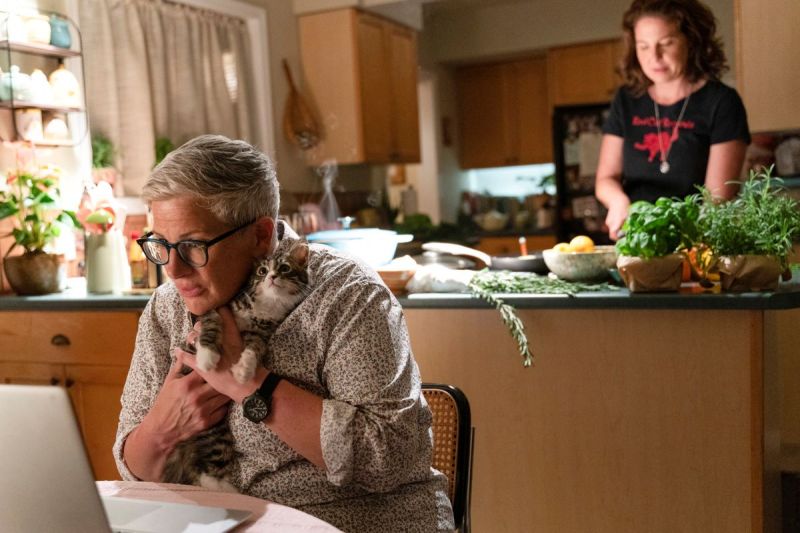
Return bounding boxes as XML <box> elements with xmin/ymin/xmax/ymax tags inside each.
<box><xmin>604</xmin><ymin>197</ymin><xmax>630</xmax><ymax>241</ymax></box>
<box><xmin>123</xmin><ymin>354</ymin><xmax>231</xmax><ymax>481</ymax></box>
<box><xmin>141</xmin><ymin>356</ymin><xmax>231</xmax><ymax>443</ymax></box>
<box><xmin>178</xmin><ymin>306</ymin><xmax>267</xmax><ymax>404</ymax></box>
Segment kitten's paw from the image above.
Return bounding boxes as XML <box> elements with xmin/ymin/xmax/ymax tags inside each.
<box><xmin>231</xmin><ymin>360</ymin><xmax>255</xmax><ymax>384</ymax></box>
<box><xmin>196</xmin><ymin>345</ymin><xmax>221</xmax><ymax>372</ymax></box>
<box><xmin>198</xmin><ymin>474</ymin><xmax>239</xmax><ymax>493</ymax></box>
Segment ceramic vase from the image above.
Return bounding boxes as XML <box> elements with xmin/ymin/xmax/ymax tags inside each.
<box><xmin>2</xmin><ymin>251</ymin><xmax>65</xmax><ymax>295</ymax></box>
<box><xmin>85</xmin><ymin>230</ymin><xmax>131</xmax><ymax>294</ymax></box>
<box><xmin>48</xmin><ymin>15</ymin><xmax>72</xmax><ymax>49</ymax></box>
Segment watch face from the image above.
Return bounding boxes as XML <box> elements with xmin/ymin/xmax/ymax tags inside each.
<box><xmin>244</xmin><ymin>395</ymin><xmax>269</xmax><ymax>423</ymax></box>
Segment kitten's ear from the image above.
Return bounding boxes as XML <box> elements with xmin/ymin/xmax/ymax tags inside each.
<box><xmin>291</xmin><ymin>239</ymin><xmax>309</xmax><ymax>266</ymax></box>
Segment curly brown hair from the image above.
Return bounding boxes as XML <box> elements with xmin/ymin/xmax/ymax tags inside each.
<box><xmin>619</xmin><ymin>0</ymin><xmax>728</xmax><ymax>95</ymax></box>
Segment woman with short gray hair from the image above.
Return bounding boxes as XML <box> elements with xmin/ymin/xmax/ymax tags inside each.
<box><xmin>115</xmin><ymin>135</ymin><xmax>454</xmax><ymax>532</ymax></box>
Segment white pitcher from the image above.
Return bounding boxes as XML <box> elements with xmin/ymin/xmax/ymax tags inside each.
<box><xmin>85</xmin><ymin>229</ymin><xmax>131</xmax><ymax>294</ymax></box>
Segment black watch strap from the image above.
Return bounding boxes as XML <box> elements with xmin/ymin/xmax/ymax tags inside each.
<box><xmin>258</xmin><ymin>372</ymin><xmax>283</xmax><ymax>402</ymax></box>
<box><xmin>242</xmin><ymin>372</ymin><xmax>283</xmax><ymax>423</ymax></box>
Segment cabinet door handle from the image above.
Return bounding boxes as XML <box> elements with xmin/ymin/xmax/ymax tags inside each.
<box><xmin>65</xmin><ymin>378</ymin><xmax>75</xmax><ymax>388</ymax></box>
<box><xmin>51</xmin><ymin>334</ymin><xmax>71</xmax><ymax>346</ymax></box>
<box><xmin>50</xmin><ymin>377</ymin><xmax>60</xmax><ymax>386</ymax></box>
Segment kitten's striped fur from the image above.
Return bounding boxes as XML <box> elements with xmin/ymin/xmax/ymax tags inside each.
<box><xmin>161</xmin><ymin>239</ymin><xmax>310</xmax><ymax>491</ymax></box>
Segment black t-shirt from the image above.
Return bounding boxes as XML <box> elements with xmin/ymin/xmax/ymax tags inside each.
<box><xmin>602</xmin><ymin>80</ymin><xmax>751</xmax><ymax>203</ymax></box>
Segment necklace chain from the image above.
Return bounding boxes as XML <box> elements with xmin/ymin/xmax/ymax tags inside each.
<box><xmin>653</xmin><ymin>93</ymin><xmax>691</xmax><ymax>174</ymax></box>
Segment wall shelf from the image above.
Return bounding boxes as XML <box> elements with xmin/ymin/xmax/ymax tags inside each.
<box><xmin>0</xmin><ymin>40</ymin><xmax>80</xmax><ymax>58</ymax></box>
<box><xmin>0</xmin><ymin>10</ymin><xmax>87</xmax><ymax>147</ymax></box>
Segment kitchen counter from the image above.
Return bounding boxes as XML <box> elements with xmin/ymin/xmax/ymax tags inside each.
<box><xmin>3</xmin><ymin>278</ymin><xmax>800</xmax><ymax>531</ymax></box>
<box><xmin>0</xmin><ymin>278</ymin><xmax>150</xmax><ymax>311</ymax></box>
<box><xmin>5</xmin><ymin>278</ymin><xmax>800</xmax><ymax>312</ymax></box>
<box><xmin>401</xmin><ymin>294</ymin><xmax>800</xmax><ymax>532</ymax></box>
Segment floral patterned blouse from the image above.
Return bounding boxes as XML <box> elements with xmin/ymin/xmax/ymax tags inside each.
<box><xmin>114</xmin><ymin>237</ymin><xmax>455</xmax><ymax>532</ymax></box>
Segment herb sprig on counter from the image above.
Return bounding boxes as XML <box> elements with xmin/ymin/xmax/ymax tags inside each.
<box><xmin>467</xmin><ymin>271</ymin><xmax>620</xmax><ymax>367</ymax></box>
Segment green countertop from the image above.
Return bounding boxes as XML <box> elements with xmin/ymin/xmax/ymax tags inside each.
<box><xmin>3</xmin><ymin>277</ymin><xmax>800</xmax><ymax>312</ymax></box>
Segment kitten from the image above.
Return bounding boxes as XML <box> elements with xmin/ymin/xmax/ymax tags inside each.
<box><xmin>161</xmin><ymin>239</ymin><xmax>310</xmax><ymax>491</ymax></box>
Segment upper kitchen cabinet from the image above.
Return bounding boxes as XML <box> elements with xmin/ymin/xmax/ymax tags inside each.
<box><xmin>735</xmin><ymin>0</ymin><xmax>800</xmax><ymax>132</ymax></box>
<box><xmin>455</xmin><ymin>56</ymin><xmax>551</xmax><ymax>169</ymax></box>
<box><xmin>547</xmin><ymin>39</ymin><xmax>623</xmax><ymax>106</ymax></box>
<box><xmin>298</xmin><ymin>8</ymin><xmax>420</xmax><ymax>165</ymax></box>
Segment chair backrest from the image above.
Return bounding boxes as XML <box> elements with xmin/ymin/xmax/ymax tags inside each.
<box><xmin>422</xmin><ymin>383</ymin><xmax>472</xmax><ymax>531</ymax></box>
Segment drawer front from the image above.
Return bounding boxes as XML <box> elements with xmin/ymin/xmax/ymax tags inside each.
<box><xmin>0</xmin><ymin>311</ymin><xmax>139</xmax><ymax>365</ymax></box>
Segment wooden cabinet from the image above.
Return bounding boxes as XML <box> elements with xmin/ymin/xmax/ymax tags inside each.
<box><xmin>299</xmin><ymin>8</ymin><xmax>420</xmax><ymax>165</ymax></box>
<box><xmin>456</xmin><ymin>56</ymin><xmax>551</xmax><ymax>169</ymax></box>
<box><xmin>0</xmin><ymin>311</ymin><xmax>139</xmax><ymax>480</ymax></box>
<box><xmin>547</xmin><ymin>39</ymin><xmax>624</xmax><ymax>106</ymax></box>
<box><xmin>735</xmin><ymin>0</ymin><xmax>800</xmax><ymax>132</ymax></box>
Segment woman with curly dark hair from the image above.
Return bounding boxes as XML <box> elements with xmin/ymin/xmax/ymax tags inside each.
<box><xmin>595</xmin><ymin>0</ymin><xmax>751</xmax><ymax>241</ymax></box>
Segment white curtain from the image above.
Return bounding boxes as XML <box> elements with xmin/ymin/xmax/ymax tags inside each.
<box><xmin>78</xmin><ymin>0</ymin><xmax>258</xmax><ymax>195</ymax></box>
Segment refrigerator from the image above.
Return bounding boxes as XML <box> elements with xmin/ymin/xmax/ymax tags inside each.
<box><xmin>552</xmin><ymin>103</ymin><xmax>612</xmax><ymax>245</ymax></box>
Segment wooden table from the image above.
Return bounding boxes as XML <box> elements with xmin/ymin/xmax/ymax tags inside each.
<box><xmin>96</xmin><ymin>481</ymin><xmax>342</xmax><ymax>532</ymax></box>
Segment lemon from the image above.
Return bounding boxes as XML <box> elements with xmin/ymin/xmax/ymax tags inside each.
<box><xmin>568</xmin><ymin>235</ymin><xmax>595</xmax><ymax>252</ymax></box>
<box><xmin>553</xmin><ymin>242</ymin><xmax>571</xmax><ymax>252</ymax></box>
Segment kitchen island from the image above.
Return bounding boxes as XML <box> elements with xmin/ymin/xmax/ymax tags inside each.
<box><xmin>2</xmin><ymin>282</ymin><xmax>799</xmax><ymax>532</ymax></box>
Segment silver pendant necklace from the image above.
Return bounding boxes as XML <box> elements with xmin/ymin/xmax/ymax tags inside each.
<box><xmin>653</xmin><ymin>91</ymin><xmax>691</xmax><ymax>174</ymax></box>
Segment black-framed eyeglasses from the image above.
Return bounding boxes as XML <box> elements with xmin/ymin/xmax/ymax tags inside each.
<box><xmin>137</xmin><ymin>221</ymin><xmax>254</xmax><ymax>268</ymax></box>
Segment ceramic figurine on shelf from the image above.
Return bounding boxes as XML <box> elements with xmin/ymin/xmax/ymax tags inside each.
<box><xmin>44</xmin><ymin>115</ymin><xmax>70</xmax><ymax>141</ymax></box>
<box><xmin>29</xmin><ymin>69</ymin><xmax>54</xmax><ymax>104</ymax></box>
<box><xmin>49</xmin><ymin>15</ymin><xmax>72</xmax><ymax>49</ymax></box>
<box><xmin>0</xmin><ymin>66</ymin><xmax>32</xmax><ymax>101</ymax></box>
<box><xmin>24</xmin><ymin>15</ymin><xmax>51</xmax><ymax>45</ymax></box>
<box><xmin>14</xmin><ymin>109</ymin><xmax>44</xmax><ymax>142</ymax></box>
<box><xmin>0</xmin><ymin>13</ymin><xmax>26</xmax><ymax>42</ymax></box>
<box><xmin>49</xmin><ymin>64</ymin><xmax>81</xmax><ymax>107</ymax></box>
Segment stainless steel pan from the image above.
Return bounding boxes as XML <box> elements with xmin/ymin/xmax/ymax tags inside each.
<box><xmin>422</xmin><ymin>242</ymin><xmax>548</xmax><ymax>274</ymax></box>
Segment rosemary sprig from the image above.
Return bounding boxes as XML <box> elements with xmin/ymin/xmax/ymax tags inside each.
<box><xmin>467</xmin><ymin>271</ymin><xmax>620</xmax><ymax>367</ymax></box>
<box><xmin>468</xmin><ymin>282</ymin><xmax>533</xmax><ymax>366</ymax></box>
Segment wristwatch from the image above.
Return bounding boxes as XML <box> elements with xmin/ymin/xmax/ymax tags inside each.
<box><xmin>242</xmin><ymin>372</ymin><xmax>283</xmax><ymax>423</ymax></box>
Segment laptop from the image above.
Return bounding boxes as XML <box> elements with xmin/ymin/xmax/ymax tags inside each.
<box><xmin>0</xmin><ymin>384</ymin><xmax>251</xmax><ymax>533</ymax></box>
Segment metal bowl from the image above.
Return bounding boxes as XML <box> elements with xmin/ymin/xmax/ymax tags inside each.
<box><xmin>542</xmin><ymin>245</ymin><xmax>618</xmax><ymax>282</ymax></box>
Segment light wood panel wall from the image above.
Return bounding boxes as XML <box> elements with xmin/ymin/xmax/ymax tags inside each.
<box><xmin>405</xmin><ymin>307</ymin><xmax>774</xmax><ymax>533</ymax></box>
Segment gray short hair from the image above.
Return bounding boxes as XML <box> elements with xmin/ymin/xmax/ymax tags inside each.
<box><xmin>142</xmin><ymin>135</ymin><xmax>280</xmax><ymax>226</ymax></box>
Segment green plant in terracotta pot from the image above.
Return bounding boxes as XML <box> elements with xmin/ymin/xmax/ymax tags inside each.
<box><xmin>615</xmin><ymin>195</ymin><xmax>701</xmax><ymax>292</ymax></box>
<box><xmin>0</xmin><ymin>165</ymin><xmax>81</xmax><ymax>295</ymax></box>
<box><xmin>698</xmin><ymin>166</ymin><xmax>800</xmax><ymax>292</ymax></box>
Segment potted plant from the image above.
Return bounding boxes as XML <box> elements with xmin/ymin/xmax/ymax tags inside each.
<box><xmin>91</xmin><ymin>133</ymin><xmax>124</xmax><ymax>196</ymax></box>
<box><xmin>0</xmin><ymin>165</ymin><xmax>81</xmax><ymax>294</ymax></box>
<box><xmin>615</xmin><ymin>195</ymin><xmax>701</xmax><ymax>292</ymax></box>
<box><xmin>699</xmin><ymin>166</ymin><xmax>800</xmax><ymax>291</ymax></box>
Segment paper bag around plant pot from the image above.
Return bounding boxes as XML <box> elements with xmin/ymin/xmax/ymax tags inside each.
<box><xmin>616</xmin><ymin>254</ymin><xmax>684</xmax><ymax>292</ymax></box>
<box><xmin>2</xmin><ymin>251</ymin><xmax>66</xmax><ymax>295</ymax></box>
<box><xmin>717</xmin><ymin>255</ymin><xmax>783</xmax><ymax>292</ymax></box>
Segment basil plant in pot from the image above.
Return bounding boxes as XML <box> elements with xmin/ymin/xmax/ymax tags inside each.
<box><xmin>615</xmin><ymin>195</ymin><xmax>701</xmax><ymax>292</ymax></box>
<box><xmin>698</xmin><ymin>166</ymin><xmax>800</xmax><ymax>292</ymax></box>
<box><xmin>0</xmin><ymin>165</ymin><xmax>81</xmax><ymax>295</ymax></box>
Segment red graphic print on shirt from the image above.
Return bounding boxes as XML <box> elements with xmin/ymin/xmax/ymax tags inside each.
<box><xmin>634</xmin><ymin>131</ymin><xmax>672</xmax><ymax>162</ymax></box>
<box><xmin>631</xmin><ymin>115</ymin><xmax>695</xmax><ymax>163</ymax></box>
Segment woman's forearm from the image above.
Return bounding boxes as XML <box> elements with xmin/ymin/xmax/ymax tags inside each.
<box><xmin>122</xmin><ymin>418</ymin><xmax>179</xmax><ymax>481</ymax></box>
<box><xmin>265</xmin><ymin>379</ymin><xmax>325</xmax><ymax>469</ymax></box>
